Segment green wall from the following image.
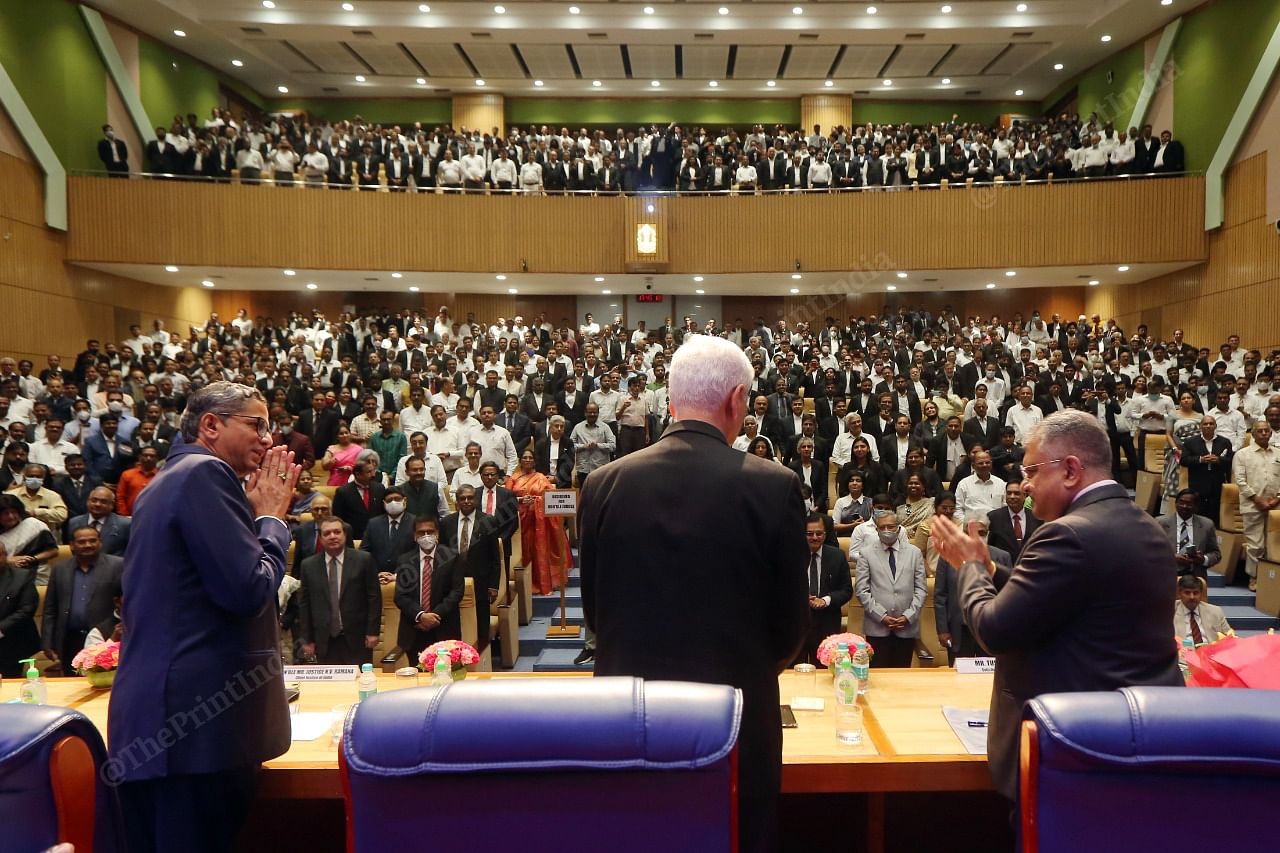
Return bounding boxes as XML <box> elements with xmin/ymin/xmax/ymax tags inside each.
<box><xmin>0</xmin><ymin>0</ymin><xmax>106</xmax><ymax>172</ymax></box>
<box><xmin>505</xmin><ymin>97</ymin><xmax>801</xmax><ymax>127</ymax></box>
<box><xmin>1075</xmin><ymin>40</ymin><xmax>1146</xmax><ymax>128</ymax></box>
<box><xmin>266</xmin><ymin>97</ymin><xmax>450</xmax><ymax>125</ymax></box>
<box><xmin>851</xmin><ymin>100</ymin><xmax>1031</xmax><ymax>127</ymax></box>
<box><xmin>139</xmin><ymin>37</ymin><xmax>223</xmax><ymax>131</ymax></box>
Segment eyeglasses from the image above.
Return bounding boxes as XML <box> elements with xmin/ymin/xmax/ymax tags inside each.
<box><xmin>216</xmin><ymin>412</ymin><xmax>271</xmax><ymax>439</ymax></box>
<box><xmin>1020</xmin><ymin>458</ymin><xmax>1072</xmax><ymax>480</ymax></box>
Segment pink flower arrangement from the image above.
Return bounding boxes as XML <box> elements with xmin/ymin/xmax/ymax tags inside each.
<box><xmin>816</xmin><ymin>633</ymin><xmax>873</xmax><ymax>667</ymax></box>
<box><xmin>71</xmin><ymin>640</ymin><xmax>121</xmax><ymax>674</ymax></box>
<box><xmin>419</xmin><ymin>640</ymin><xmax>480</xmax><ymax>672</ymax></box>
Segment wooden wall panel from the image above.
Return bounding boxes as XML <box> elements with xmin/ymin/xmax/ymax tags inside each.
<box><xmin>66</xmin><ymin>175</ymin><xmax>1208</xmax><ymax>275</ymax></box>
<box><xmin>0</xmin><ymin>152</ymin><xmax>46</xmax><ymax>228</ymax></box>
<box><xmin>800</xmin><ymin>94</ymin><xmax>853</xmax><ymax>135</ymax></box>
<box><xmin>453</xmin><ymin>94</ymin><xmax>505</xmax><ymax>137</ymax></box>
<box><xmin>1086</xmin><ymin>153</ymin><xmax>1280</xmax><ymax>352</ymax></box>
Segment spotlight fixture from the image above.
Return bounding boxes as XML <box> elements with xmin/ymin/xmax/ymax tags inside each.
<box><xmin>355</xmin><ymin>75</ymin><xmax>366</xmax><ymax>82</ymax></box>
<box><xmin>601</xmin><ymin>289</ymin><xmax>611</xmax><ymax>295</ymax></box>
<box><xmin>767</xmin><ymin>80</ymin><xmax>777</xmax><ymax>88</ymax></box>
<box><xmin>594</xmin><ymin>276</ymin><xmax>605</xmax><ymax>282</ymax></box>
<box><xmin>1053</xmin><ymin>63</ymin><xmax>1064</xmax><ymax>71</ymax></box>
<box><xmin>1089</xmin><ymin>280</ymin><xmax>1100</xmax><ymax>286</ymax></box>
<box><xmin>201</xmin><ymin>280</ymin><xmax>215</xmax><ymax>288</ymax></box>
<box><xmin>342</xmin><ymin>3</ymin><xmax>355</xmax><ymax>11</ymax></box>
<box><xmin>592</xmin><ymin>80</ymin><xmax>602</xmax><ymax>87</ymax></box>
<box><xmin>897</xmin><ymin>272</ymin><xmax>908</xmax><ymax>279</ymax></box>
<box><xmin>419</xmin><ymin>4</ymin><xmax>431</xmax><ymax>11</ymax></box>
<box><xmin>718</xmin><ymin>6</ymin><xmax>729</xmax><ymax>14</ymax></box>
<box><xmin>494</xmin><ymin>5</ymin><xmax>506</xmax><ymax>13</ymax></box>
<box><xmin>391</xmin><ymin>272</ymin><xmax>402</xmax><ymax>278</ymax></box>
<box><xmin>409</xmin><ymin>286</ymin><xmax>420</xmax><ymax>292</ymax></box>
<box><xmin>1015</xmin><ymin>89</ymin><xmax>1024</xmax><ymax>96</ymax></box>
<box><xmin>277</xmin><ymin>85</ymin><xmax>289</xmax><ymax>93</ymax></box>
<box><xmin>262</xmin><ymin>0</ymin><xmax>275</xmax><ymax>7</ymax></box>
<box><xmin>791</xmin><ymin>274</ymin><xmax>802</xmax><ymax>280</ymax></box>
<box><xmin>1005</xmin><ymin>270</ymin><xmax>1017</xmax><ymax>277</ymax></box>
<box><xmin>695</xmin><ymin>289</ymin><xmax>705</xmax><ymax>294</ymax></box>
<box><xmin>790</xmin><ymin>287</ymin><xmax>800</xmax><ymax>294</ymax></box>
<box><xmin>570</xmin><ymin>5</ymin><xmax>580</xmax><ymax>13</ymax></box>
<box><xmin>164</xmin><ymin>265</ymin><xmax>179</xmax><ymax>272</ymax></box>
<box><xmin>173</xmin><ymin>29</ymin><xmax>186</xmax><ymax>38</ymax></box>
<box><xmin>1117</xmin><ymin>265</ymin><xmax>1130</xmax><ymax>272</ymax></box>
<box><xmin>941</xmin><ymin>78</ymin><xmax>951</xmax><ymax>85</ymax></box>
<box><xmin>941</xmin><ymin>4</ymin><xmax>952</xmax><ymax>12</ymax></box>
<box><xmin>232</xmin><ymin>59</ymin><xmax>244</xmax><ymax>67</ymax></box>
<box><xmin>496</xmin><ymin>274</ymin><xmax>507</xmax><ymax>280</ymax></box>
<box><xmin>306</xmin><ymin>283</ymin><xmax>318</xmax><ymax>290</ymax></box>
<box><xmin>708</xmin><ymin>81</ymin><xmax>718</xmax><ymax>88</ymax></box>
<box><xmin>887</xmin><ymin>284</ymin><xmax>897</xmax><ymax>291</ymax></box>
<box><xmin>824</xmin><ymin>80</ymin><xmax>834</xmax><ymax>88</ymax></box>
<box><xmin>475</xmin><ymin>79</ymin><xmax>486</xmax><ymax>86</ymax></box>
<box><xmin>507</xmin><ymin>287</ymin><xmax>518</xmax><ymax>294</ymax></box>
<box><xmin>693</xmin><ymin>276</ymin><xmax>704</xmax><ymax>282</ymax></box>
<box><xmin>417</xmin><ymin>77</ymin><xmax>427</xmax><ymax>85</ymax></box>
<box><xmin>534</xmin><ymin>80</ymin><xmax>544</xmax><ymax>87</ymax></box>
<box><xmin>882</xmin><ymin>79</ymin><xmax>892</xmax><ymax>86</ymax></box>
<box><xmin>1100</xmin><ymin>34</ymin><xmax>1112</xmax><ymax>42</ymax></box>
<box><xmin>282</xmin><ymin>269</ymin><xmax>296</xmax><ymax>276</ymax></box>
<box><xmin>1016</xmin><ymin>3</ymin><xmax>1028</xmax><ymax>12</ymax></box>
<box><xmin>986</xmin><ymin>282</ymin><xmax>997</xmax><ymax>289</ymax></box>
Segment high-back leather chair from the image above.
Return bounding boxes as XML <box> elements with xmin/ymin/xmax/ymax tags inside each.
<box><xmin>0</xmin><ymin>705</ymin><xmax>123</xmax><ymax>853</ymax></box>
<box><xmin>341</xmin><ymin>677</ymin><xmax>741</xmax><ymax>853</ymax></box>
<box><xmin>1020</xmin><ymin>687</ymin><xmax>1280</xmax><ymax>853</ymax></box>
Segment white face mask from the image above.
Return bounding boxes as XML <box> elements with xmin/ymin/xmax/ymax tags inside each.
<box><xmin>385</xmin><ymin>500</ymin><xmax>405</xmax><ymax>517</ymax></box>
<box><xmin>416</xmin><ymin>533</ymin><xmax>437</xmax><ymax>551</ymax></box>
<box><xmin>77</xmin><ymin>410</ymin><xmax>91</xmax><ymax>422</ymax></box>
<box><xmin>108</xmin><ymin>401</ymin><xmax>124</xmax><ymax>414</ymax></box>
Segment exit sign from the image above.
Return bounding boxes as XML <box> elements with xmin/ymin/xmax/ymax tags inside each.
<box><xmin>635</xmin><ymin>294</ymin><xmax>664</xmax><ymax>303</ymax></box>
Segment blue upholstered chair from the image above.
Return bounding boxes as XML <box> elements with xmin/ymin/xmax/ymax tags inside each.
<box><xmin>1020</xmin><ymin>686</ymin><xmax>1280</xmax><ymax>853</ymax></box>
<box><xmin>0</xmin><ymin>704</ymin><xmax>123</xmax><ymax>853</ymax></box>
<box><xmin>340</xmin><ymin>677</ymin><xmax>742</xmax><ymax>853</ymax></box>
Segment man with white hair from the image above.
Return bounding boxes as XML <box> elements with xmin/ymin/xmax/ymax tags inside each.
<box><xmin>580</xmin><ymin>334</ymin><xmax>809</xmax><ymax>853</ymax></box>
<box><xmin>931</xmin><ymin>408</ymin><xmax>1183</xmax><ymax>805</ymax></box>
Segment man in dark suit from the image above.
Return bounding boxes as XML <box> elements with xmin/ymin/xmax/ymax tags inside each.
<box><xmin>290</xmin><ymin>496</ymin><xmax>353</xmax><ymax>576</ymax></box>
<box><xmin>798</xmin><ymin>513</ymin><xmax>853</xmax><ymax>664</ymax></box>
<box><xmin>931</xmin><ymin>409</ymin><xmax>1183</xmax><ymax>803</ymax></box>
<box><xmin>332</xmin><ymin>458</ymin><xmax>386</xmax><ymax>540</ymax></box>
<box><xmin>297</xmin><ymin>518</ymin><xmax>381</xmax><ymax>665</ymax></box>
<box><xmin>40</xmin><ymin>525</ymin><xmax>123</xmax><ymax>673</ymax></box>
<box><xmin>297</xmin><ymin>392</ymin><xmax>340</xmax><ymax>458</ymax></box>
<box><xmin>495</xmin><ymin>395</ymin><xmax>533</xmax><ymax>453</ymax></box>
<box><xmin>81</xmin><ymin>414</ymin><xmax>133</xmax><ymax>484</ymax></box>
<box><xmin>1179</xmin><ymin>415</ymin><xmax>1234</xmax><ymax>526</ymax></box>
<box><xmin>962</xmin><ymin>400</ymin><xmax>1002</xmax><ymax>451</ymax></box>
<box><xmin>66</xmin><ymin>485</ymin><xmax>131</xmax><ymax>556</ymax></box>
<box><xmin>98</xmin><ymin>125</ymin><xmax>129</xmax><ymax>176</ymax></box>
<box><xmin>534</xmin><ymin>417</ymin><xmax>575</xmax><ymax>488</ymax></box>
<box><xmin>985</xmin><ymin>481</ymin><xmax>1040</xmax><ymax>560</ymax></box>
<box><xmin>581</xmin><ymin>336</ymin><xmax>808</xmax><ymax>853</ymax></box>
<box><xmin>438</xmin><ymin>485</ymin><xmax>501</xmax><ymax>652</ymax></box>
<box><xmin>934</xmin><ymin>517</ymin><xmax>1011</xmax><ymax>665</ymax></box>
<box><xmin>1157</xmin><ymin>488</ymin><xmax>1222</xmax><ymax>581</ymax></box>
<box><xmin>556</xmin><ymin>376</ymin><xmax>588</xmax><ymax>431</ymax></box>
<box><xmin>394</xmin><ymin>515</ymin><xmax>464</xmax><ymax>662</ymax></box>
<box><xmin>1153</xmin><ymin>130</ymin><xmax>1185</xmax><ymax>174</ymax></box>
<box><xmin>144</xmin><ymin>126</ymin><xmax>180</xmax><ymax>174</ymax></box>
<box><xmin>359</xmin><ymin>488</ymin><xmax>417</xmax><ymax>577</ymax></box>
<box><xmin>788</xmin><ymin>438</ymin><xmax>829</xmax><ymax>512</ymax></box>
<box><xmin>477</xmin><ymin>462</ymin><xmax>519</xmax><ymax>568</ymax></box>
<box><xmin>51</xmin><ymin>454</ymin><xmax>101</xmax><ymax>524</ymax></box>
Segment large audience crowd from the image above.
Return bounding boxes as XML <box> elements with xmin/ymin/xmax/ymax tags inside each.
<box><xmin>0</xmin><ymin>299</ymin><xmax>1272</xmax><ymax>675</ymax></box>
<box><xmin>97</xmin><ymin>106</ymin><xmax>1189</xmax><ymax>191</ymax></box>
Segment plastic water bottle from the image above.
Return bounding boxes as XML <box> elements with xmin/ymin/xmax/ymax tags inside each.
<box><xmin>833</xmin><ymin>642</ymin><xmax>851</xmax><ymax>670</ymax></box>
<box><xmin>833</xmin><ymin>659</ymin><xmax>862</xmax><ymax>745</ymax></box>
<box><xmin>357</xmin><ymin>663</ymin><xmax>378</xmax><ymax>701</ymax></box>
<box><xmin>432</xmin><ymin>652</ymin><xmax>453</xmax><ymax>687</ymax></box>
<box><xmin>1179</xmin><ymin>635</ymin><xmax>1195</xmax><ymax>683</ymax></box>
<box><xmin>852</xmin><ymin>641</ymin><xmax>871</xmax><ymax>695</ymax></box>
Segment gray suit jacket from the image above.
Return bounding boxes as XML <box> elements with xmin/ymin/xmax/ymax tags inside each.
<box><xmin>297</xmin><ymin>548</ymin><xmax>381</xmax><ymax>659</ymax></box>
<box><xmin>934</xmin><ymin>545</ymin><xmax>1011</xmax><ymax>641</ymax></box>
<box><xmin>855</xmin><ymin>539</ymin><xmax>927</xmax><ymax>638</ymax></box>
<box><xmin>957</xmin><ymin>482</ymin><xmax>1183</xmax><ymax>800</ymax></box>
<box><xmin>66</xmin><ymin>513</ymin><xmax>131</xmax><ymax>556</ymax></box>
<box><xmin>41</xmin><ymin>553</ymin><xmax>124</xmax><ymax>653</ymax></box>
<box><xmin>1174</xmin><ymin>600</ymin><xmax>1231</xmax><ymax>641</ymax></box>
<box><xmin>1156</xmin><ymin>512</ymin><xmax>1221</xmax><ymax>573</ymax></box>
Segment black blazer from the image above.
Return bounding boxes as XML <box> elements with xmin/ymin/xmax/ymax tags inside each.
<box><xmin>331</xmin><ymin>482</ymin><xmax>386</xmax><ymax>540</ymax></box>
<box><xmin>958</xmin><ymin>483</ymin><xmax>1183</xmax><ymax>799</ymax></box>
<box><xmin>788</xmin><ymin>458</ymin><xmax>829</xmax><ymax>512</ymax></box>
<box><xmin>359</xmin><ymin>512</ymin><xmax>419</xmax><ymax>573</ymax></box>
<box><xmin>41</xmin><ymin>554</ymin><xmax>123</xmax><ymax>656</ymax></box>
<box><xmin>555</xmin><ymin>390</ymin><xmax>588</xmax><ymax>430</ymax></box>
<box><xmin>438</xmin><ymin>512</ymin><xmax>501</xmax><ymax>598</ymax></box>
<box><xmin>494</xmin><ymin>410</ymin><xmax>533</xmax><ymax>452</ymax></box>
<box><xmin>393</xmin><ymin>545</ymin><xmax>463</xmax><ymax>653</ymax></box>
<box><xmin>290</xmin><ymin>519</ymin><xmax>354</xmax><ymax>576</ymax></box>
<box><xmin>805</xmin><ymin>543</ymin><xmax>854</xmax><ymax>640</ymax></box>
<box><xmin>52</xmin><ymin>474</ymin><xmax>103</xmax><ymax>522</ymax></box>
<box><xmin>1179</xmin><ymin>435</ymin><xmax>1234</xmax><ymax>505</ymax></box>
<box><xmin>962</xmin><ymin>416</ymin><xmax>1001</xmax><ymax>451</ymax></box>
<box><xmin>534</xmin><ymin>436</ymin><xmax>575</xmax><ymax>488</ymax></box>
<box><xmin>297</xmin><ymin>407</ymin><xmax>340</xmax><ymax>455</ymax></box>
<box><xmin>580</xmin><ymin>420</ymin><xmax>809</xmax><ymax>831</ymax></box>
<box><xmin>986</xmin><ymin>505</ymin><xmax>1041</xmax><ymax>560</ymax></box>
<box><xmin>0</xmin><ymin>566</ymin><xmax>39</xmax><ymax>675</ymax></box>
<box><xmin>297</xmin><ymin>548</ymin><xmax>381</xmax><ymax>659</ymax></box>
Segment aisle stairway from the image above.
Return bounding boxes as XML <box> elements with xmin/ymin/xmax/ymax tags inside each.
<box><xmin>510</xmin><ymin>569</ymin><xmax>591</xmax><ymax>672</ymax></box>
<box><xmin>1206</xmin><ymin>570</ymin><xmax>1280</xmax><ymax>637</ymax></box>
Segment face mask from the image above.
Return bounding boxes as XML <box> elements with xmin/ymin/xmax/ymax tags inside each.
<box><xmin>24</xmin><ymin>477</ymin><xmax>42</xmax><ymax>491</ymax></box>
<box><xmin>416</xmin><ymin>533</ymin><xmax>437</xmax><ymax>551</ymax></box>
<box><xmin>385</xmin><ymin>500</ymin><xmax>405</xmax><ymax>517</ymax></box>
<box><xmin>280</xmin><ymin>424</ymin><xmax>294</xmax><ymax>435</ymax></box>
<box><xmin>77</xmin><ymin>410</ymin><xmax>91</xmax><ymax>422</ymax></box>
<box><xmin>1148</xmin><ymin>392</ymin><xmax>1161</xmax><ymax>401</ymax></box>
<box><xmin>108</xmin><ymin>401</ymin><xmax>124</xmax><ymax>414</ymax></box>
<box><xmin>877</xmin><ymin>529</ymin><xmax>898</xmax><ymax>546</ymax></box>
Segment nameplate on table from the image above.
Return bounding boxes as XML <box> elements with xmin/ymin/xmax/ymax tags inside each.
<box><xmin>283</xmin><ymin>665</ymin><xmax>359</xmax><ymax>682</ymax></box>
<box><xmin>543</xmin><ymin>489</ymin><xmax>578</xmax><ymax>516</ymax></box>
<box><xmin>955</xmin><ymin>657</ymin><xmax>996</xmax><ymax>674</ymax></box>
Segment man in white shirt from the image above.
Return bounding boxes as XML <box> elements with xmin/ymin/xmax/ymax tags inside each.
<box><xmin>29</xmin><ymin>418</ymin><xmax>78</xmax><ymax>476</ymax></box>
<box><xmin>1004</xmin><ymin>385</ymin><xmax>1044</xmax><ymax>445</ymax></box>
<box><xmin>954</xmin><ymin>450</ymin><xmax>1007</xmax><ymax>518</ymax></box>
<box><xmin>425</xmin><ymin>405</ymin><xmax>464</xmax><ymax>476</ymax></box>
<box><xmin>846</xmin><ymin>496</ymin><xmax>908</xmax><ymax>566</ymax></box>
<box><xmin>589</xmin><ymin>374</ymin><xmax>622</xmax><ymax>430</ymax></box>
<box><xmin>394</xmin><ymin>431</ymin><xmax>449</xmax><ymax>489</ymax></box>
<box><xmin>470</xmin><ymin>405</ymin><xmax>518</xmax><ymax>475</ymax></box>
<box><xmin>1207</xmin><ymin>387</ymin><xmax>1249</xmax><ymax>450</ymax></box>
<box><xmin>1130</xmin><ymin>377</ymin><xmax>1176</xmax><ymax>434</ymax></box>
<box><xmin>301</xmin><ymin>142</ymin><xmax>328</xmax><ymax>186</ymax></box>
<box><xmin>398</xmin><ymin>387</ymin><xmax>433</xmax><ymax>437</ymax></box>
<box><xmin>460</xmin><ymin>143</ymin><xmax>488</xmax><ymax>191</ymax></box>
<box><xmin>450</xmin><ymin>442</ymin><xmax>485</xmax><ymax>492</ymax></box>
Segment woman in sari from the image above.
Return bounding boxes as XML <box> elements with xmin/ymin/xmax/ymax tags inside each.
<box><xmin>321</xmin><ymin>422</ymin><xmax>360</xmax><ymax>486</ymax></box>
<box><xmin>1165</xmin><ymin>390</ymin><xmax>1204</xmax><ymax>500</ymax></box>
<box><xmin>506</xmin><ymin>449</ymin><xmax>572</xmax><ymax>596</ymax></box>
<box><xmin>896</xmin><ymin>474</ymin><xmax>934</xmax><ymax>540</ymax></box>
<box><xmin>0</xmin><ymin>493</ymin><xmax>58</xmax><ymax>586</ymax></box>
<box><xmin>288</xmin><ymin>469</ymin><xmax>318</xmax><ymax>526</ymax></box>
<box><xmin>913</xmin><ymin>491</ymin><xmax>957</xmax><ymax>577</ymax></box>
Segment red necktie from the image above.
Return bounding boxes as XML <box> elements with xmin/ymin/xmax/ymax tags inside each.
<box><xmin>420</xmin><ymin>553</ymin><xmax>434</xmax><ymax>614</ymax></box>
<box><xmin>360</xmin><ymin>487</ymin><xmax>369</xmax><ymax>510</ymax></box>
<box><xmin>1012</xmin><ymin>512</ymin><xmax>1023</xmax><ymax>540</ymax></box>
<box><xmin>486</xmin><ymin>489</ymin><xmax>495</xmax><ymax>515</ymax></box>
<box><xmin>1188</xmin><ymin>609</ymin><xmax>1203</xmax><ymax>644</ymax></box>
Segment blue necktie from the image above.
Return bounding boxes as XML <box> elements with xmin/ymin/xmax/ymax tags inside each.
<box><xmin>887</xmin><ymin>546</ymin><xmax>897</xmax><ymax>578</ymax></box>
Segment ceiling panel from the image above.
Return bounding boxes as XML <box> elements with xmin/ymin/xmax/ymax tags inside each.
<box><xmin>253</xmin><ymin>40</ymin><xmax>319</xmax><ymax>73</ymax></box>
<box><xmin>291</xmin><ymin>41</ymin><xmax>366</xmax><ymax>74</ymax></box>
<box><xmin>572</xmin><ymin>44</ymin><xmax>626</xmax><ymax>79</ymax></box>
<box><xmin>832</xmin><ymin>44</ymin><xmax>895</xmax><ymax>78</ymax></box>
<box><xmin>733</xmin><ymin>45</ymin><xmax>785</xmax><ymax>79</ymax></box>
<box><xmin>462</xmin><ymin>43</ymin><xmax>525</xmax><ymax>78</ymax></box>
<box><xmin>883</xmin><ymin>43</ymin><xmax>951</xmax><ymax>78</ymax></box>
<box><xmin>783</xmin><ymin>45</ymin><xmax>839</xmax><ymax>79</ymax></box>
<box><xmin>627</xmin><ymin>44</ymin><xmax>675</xmax><ymax>80</ymax></box>
<box><xmin>348</xmin><ymin>42</ymin><xmax>420</xmax><ymax>76</ymax></box>
<box><xmin>405</xmin><ymin>42</ymin><xmax>473</xmax><ymax>77</ymax></box>
<box><xmin>681</xmin><ymin>45</ymin><xmax>729</xmax><ymax>80</ymax></box>
<box><xmin>983</xmin><ymin>42</ymin><xmax>1050</xmax><ymax>76</ymax></box>
<box><xmin>935</xmin><ymin>43</ymin><xmax>1007</xmax><ymax>76</ymax></box>
<box><xmin>518</xmin><ymin>44</ymin><xmax>576</xmax><ymax>79</ymax></box>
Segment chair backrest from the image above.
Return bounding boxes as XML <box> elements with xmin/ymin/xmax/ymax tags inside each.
<box><xmin>1220</xmin><ymin>482</ymin><xmax>1243</xmax><ymax>532</ymax></box>
<box><xmin>341</xmin><ymin>678</ymin><xmax>741</xmax><ymax>853</ymax></box>
<box><xmin>0</xmin><ymin>705</ymin><xmax>123</xmax><ymax>853</ymax></box>
<box><xmin>1266</xmin><ymin>508</ymin><xmax>1280</xmax><ymax>561</ymax></box>
<box><xmin>1020</xmin><ymin>687</ymin><xmax>1280</xmax><ymax>853</ymax></box>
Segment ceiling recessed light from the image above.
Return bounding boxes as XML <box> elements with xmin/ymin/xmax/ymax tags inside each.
<box><xmin>767</xmin><ymin>80</ymin><xmax>776</xmax><ymax>87</ymax></box>
<box><xmin>507</xmin><ymin>287</ymin><xmax>518</xmax><ymax>294</ymax></box>
<box><xmin>650</xmin><ymin>80</ymin><xmax>661</xmax><ymax>87</ymax></box>
<box><xmin>306</xmin><ymin>283</ymin><xmax>318</xmax><ymax>290</ymax></box>
<box><xmin>646</xmin><ymin>203</ymin><xmax>655</xmax><ymax>213</ymax></box>
<box><xmin>790</xmin><ymin>287</ymin><xmax>800</xmax><ymax>294</ymax></box>
<box><xmin>882</xmin><ymin>79</ymin><xmax>892</xmax><ymax>86</ymax></box>
<box><xmin>693</xmin><ymin>275</ymin><xmax>704</xmax><ymax>282</ymax></box>
<box><xmin>342</xmin><ymin>2</ymin><xmax>355</xmax><ymax>11</ymax></box>
<box><xmin>494</xmin><ymin>5</ymin><xmax>506</xmax><ymax>13</ymax></box>
<box><xmin>416</xmin><ymin>77</ymin><xmax>427</xmax><ymax>85</ymax></box>
<box><xmin>887</xmin><ymin>284</ymin><xmax>897</xmax><ymax>291</ymax></box>
<box><xmin>277</xmin><ymin>85</ymin><xmax>289</xmax><ymax>93</ymax></box>
<box><xmin>1053</xmin><ymin>63</ymin><xmax>1064</xmax><ymax>71</ymax></box>
<box><xmin>941</xmin><ymin>77</ymin><xmax>951</xmax><ymax>85</ymax></box>
<box><xmin>708</xmin><ymin>80</ymin><xmax>718</xmax><ymax>87</ymax></box>
<box><xmin>354</xmin><ymin>74</ymin><xmax>366</xmax><ymax>82</ymax></box>
<box><xmin>718</xmin><ymin>6</ymin><xmax>729</xmax><ymax>14</ymax></box>
<box><xmin>164</xmin><ymin>265</ymin><xmax>179</xmax><ymax>273</ymax></box>
<box><xmin>941</xmin><ymin>4</ymin><xmax>952</xmax><ymax>11</ymax></box>
<box><xmin>262</xmin><ymin>0</ymin><xmax>275</xmax><ymax>7</ymax></box>
<box><xmin>1088</xmin><ymin>279</ymin><xmax>1101</xmax><ymax>286</ymax></box>
<box><xmin>791</xmin><ymin>273</ymin><xmax>802</xmax><ymax>280</ymax></box>
<box><xmin>792</xmin><ymin>6</ymin><xmax>803</xmax><ymax>15</ymax></box>
<box><xmin>201</xmin><ymin>280</ymin><xmax>214</xmax><ymax>288</ymax></box>
<box><xmin>1117</xmin><ymin>265</ymin><xmax>1130</xmax><ymax>272</ymax></box>
<box><xmin>391</xmin><ymin>272</ymin><xmax>402</xmax><ymax>279</ymax></box>
<box><xmin>1015</xmin><ymin>89</ymin><xmax>1024</xmax><ymax>96</ymax></box>
<box><xmin>695</xmin><ymin>289</ymin><xmax>705</xmax><ymax>295</ymax></box>
<box><xmin>594</xmin><ymin>276</ymin><xmax>605</xmax><ymax>282</ymax></box>
<box><xmin>495</xmin><ymin>274</ymin><xmax>507</xmax><ymax>281</ymax></box>
<box><xmin>569</xmin><ymin>5</ymin><xmax>580</xmax><ymax>13</ymax></box>
<box><xmin>1016</xmin><ymin>3</ymin><xmax>1028</xmax><ymax>11</ymax></box>
<box><xmin>592</xmin><ymin>80</ymin><xmax>602</xmax><ymax>87</ymax></box>
<box><xmin>644</xmin><ymin>5</ymin><xmax>655</xmax><ymax>13</ymax></box>
<box><xmin>1100</xmin><ymin>34</ymin><xmax>1112</xmax><ymax>42</ymax></box>
<box><xmin>173</xmin><ymin>29</ymin><xmax>186</xmax><ymax>38</ymax></box>
<box><xmin>601</xmin><ymin>289</ymin><xmax>611</xmax><ymax>295</ymax></box>
<box><xmin>231</xmin><ymin>59</ymin><xmax>244</xmax><ymax>67</ymax></box>
<box><xmin>866</xmin><ymin>5</ymin><xmax>878</xmax><ymax>14</ymax></box>
<box><xmin>1005</xmin><ymin>270</ymin><xmax>1017</xmax><ymax>277</ymax></box>
<box><xmin>282</xmin><ymin>269</ymin><xmax>296</xmax><ymax>276</ymax></box>
<box><xmin>824</xmin><ymin>80</ymin><xmax>834</xmax><ymax>87</ymax></box>
<box><xmin>897</xmin><ymin>272</ymin><xmax>908</xmax><ymax>279</ymax></box>
<box><xmin>419</xmin><ymin>4</ymin><xmax>431</xmax><ymax>11</ymax></box>
<box><xmin>534</xmin><ymin>79</ymin><xmax>544</xmax><ymax>87</ymax></box>
<box><xmin>1161</xmin><ymin>0</ymin><xmax>1173</xmax><ymax>5</ymax></box>
<box><xmin>475</xmin><ymin>79</ymin><xmax>486</xmax><ymax>86</ymax></box>
<box><xmin>986</xmin><ymin>282</ymin><xmax>997</xmax><ymax>289</ymax></box>
<box><xmin>409</xmin><ymin>286</ymin><xmax>420</xmax><ymax>292</ymax></box>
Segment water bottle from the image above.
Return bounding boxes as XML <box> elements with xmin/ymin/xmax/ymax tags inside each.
<box><xmin>852</xmin><ymin>640</ymin><xmax>871</xmax><ymax>695</ymax></box>
<box><xmin>357</xmin><ymin>663</ymin><xmax>378</xmax><ymax>701</ymax></box>
<box><xmin>432</xmin><ymin>652</ymin><xmax>453</xmax><ymax>687</ymax></box>
<box><xmin>833</xmin><ymin>660</ymin><xmax>863</xmax><ymax>745</ymax></box>
<box><xmin>833</xmin><ymin>641</ymin><xmax>851</xmax><ymax>670</ymax></box>
<box><xmin>1179</xmin><ymin>635</ymin><xmax>1195</xmax><ymax>683</ymax></box>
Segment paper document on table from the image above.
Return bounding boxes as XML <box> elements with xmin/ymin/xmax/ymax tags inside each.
<box><xmin>291</xmin><ymin>712</ymin><xmax>335</xmax><ymax>742</ymax></box>
<box><xmin>941</xmin><ymin>706</ymin><xmax>989</xmax><ymax>755</ymax></box>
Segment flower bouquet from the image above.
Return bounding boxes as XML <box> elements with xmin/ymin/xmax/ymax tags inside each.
<box><xmin>816</xmin><ymin>633</ymin><xmax>874</xmax><ymax>669</ymax></box>
<box><xmin>71</xmin><ymin>640</ymin><xmax>122</xmax><ymax>689</ymax></box>
<box><xmin>418</xmin><ymin>640</ymin><xmax>480</xmax><ymax>680</ymax></box>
